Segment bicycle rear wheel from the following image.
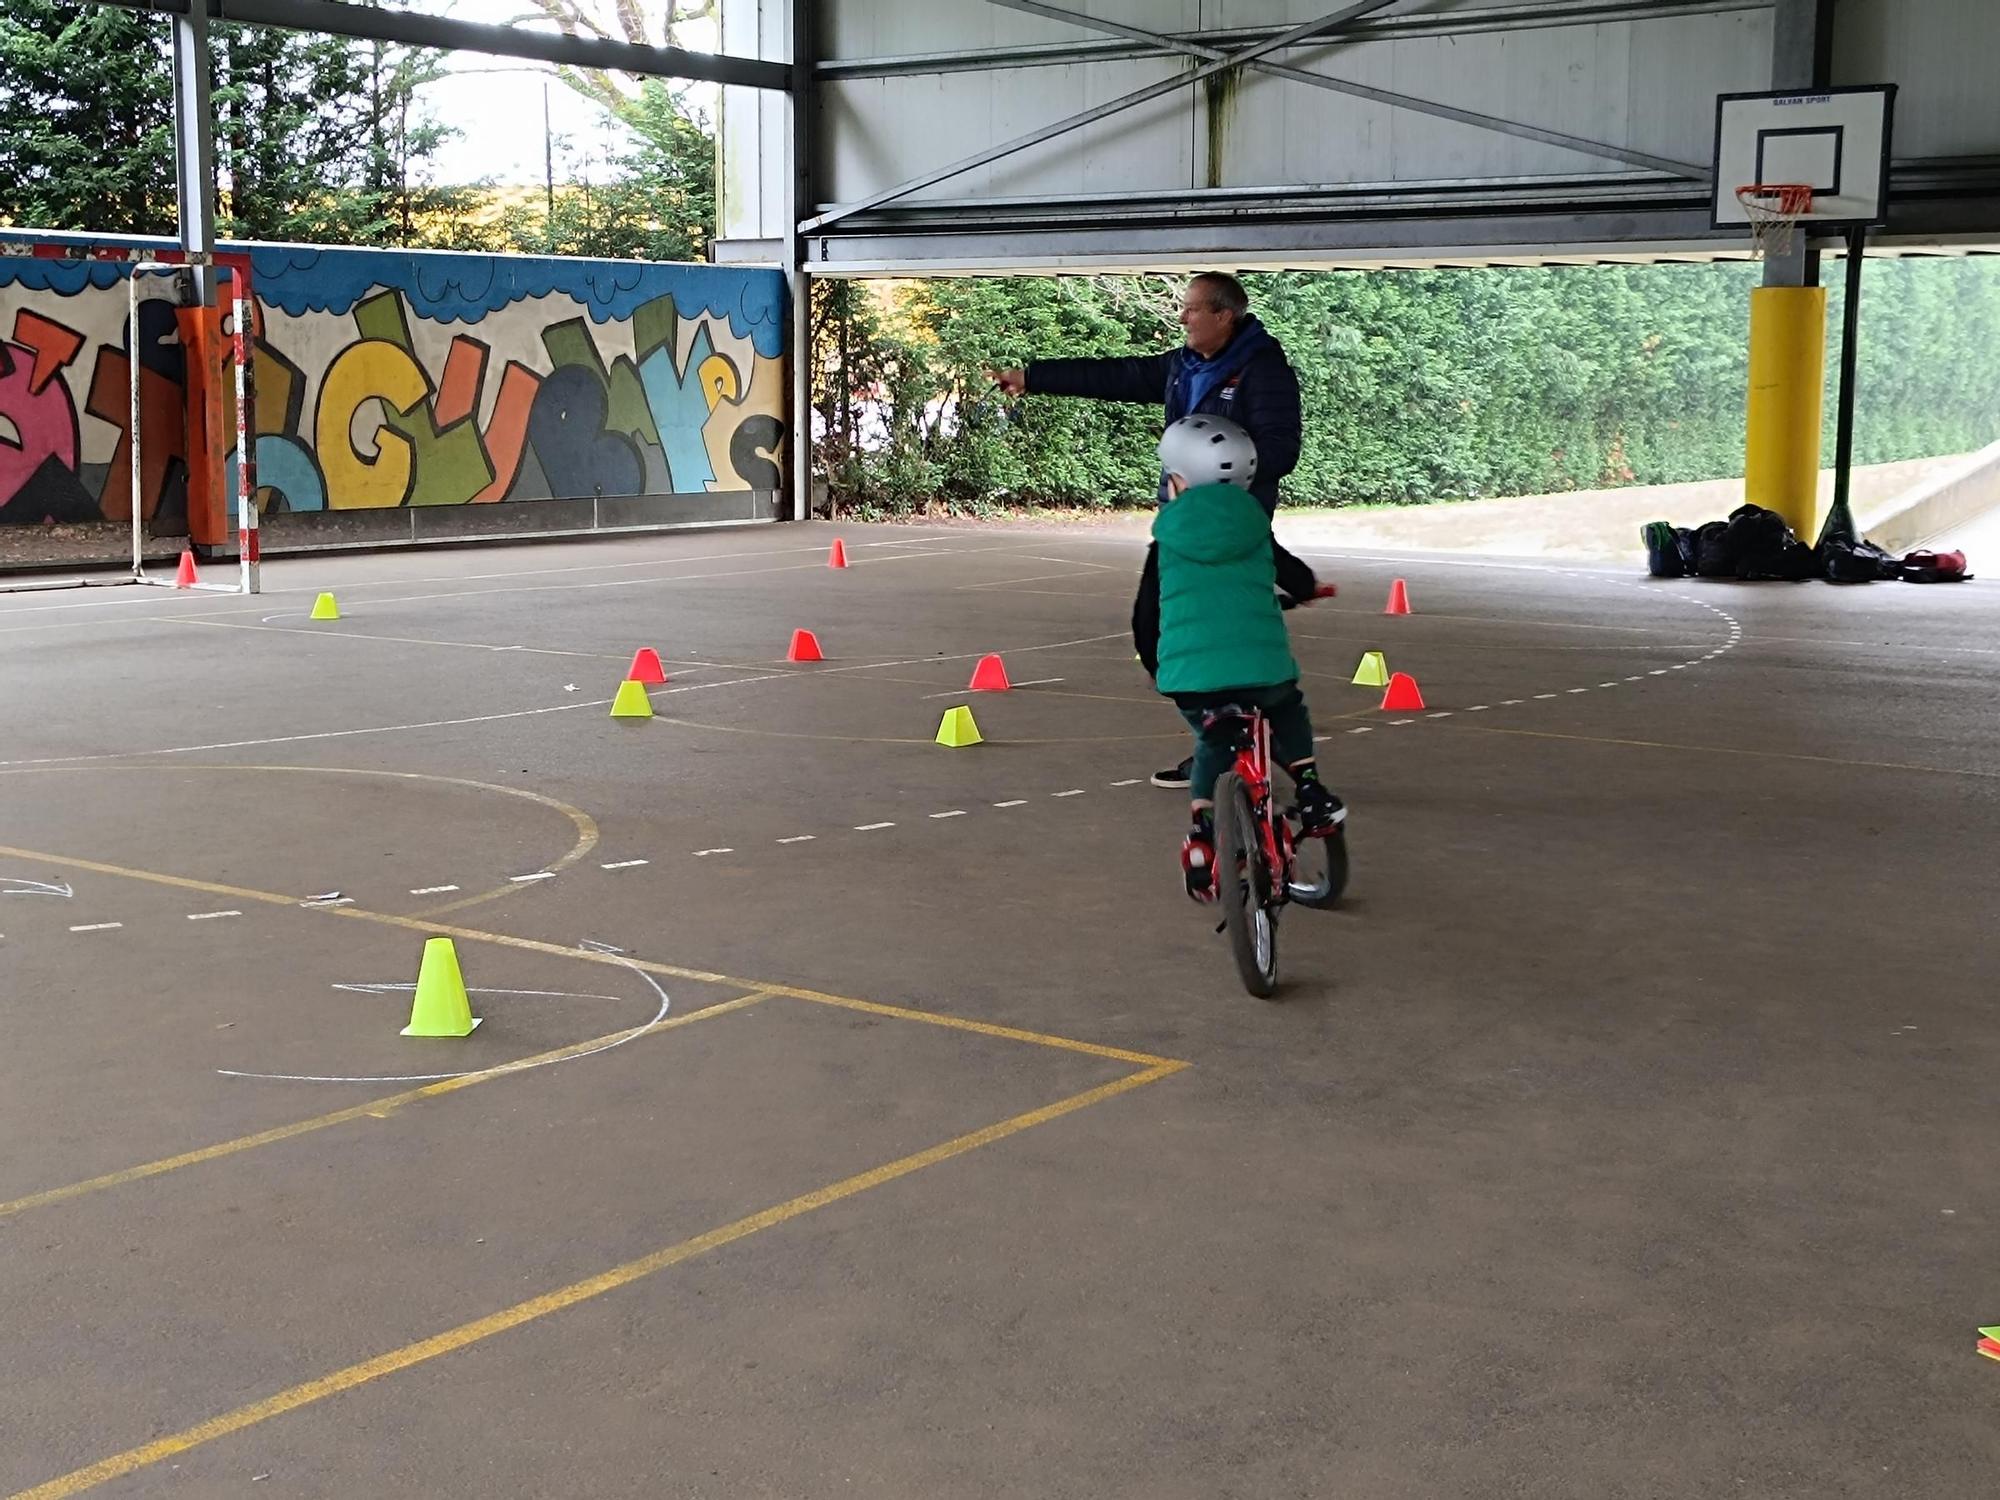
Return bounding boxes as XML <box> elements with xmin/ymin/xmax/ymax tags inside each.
<box><xmin>1213</xmin><ymin>771</ymin><xmax>1279</xmax><ymax>998</ymax></box>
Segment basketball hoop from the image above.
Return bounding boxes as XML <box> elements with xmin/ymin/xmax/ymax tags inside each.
<box><xmin>1736</xmin><ymin>183</ymin><xmax>1815</xmax><ymax>260</ymax></box>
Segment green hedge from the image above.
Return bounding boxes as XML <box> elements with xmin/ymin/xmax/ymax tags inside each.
<box><xmin>815</xmin><ymin>258</ymin><xmax>2000</xmax><ymax>514</ymax></box>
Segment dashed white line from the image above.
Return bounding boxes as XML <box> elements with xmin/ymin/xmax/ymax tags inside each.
<box><xmin>930</xmin><ymin>810</ymin><xmax>968</xmax><ymax>819</ymax></box>
<box><xmin>854</xmin><ymin>822</ymin><xmax>895</xmax><ymax>831</ymax></box>
<box><xmin>1467</xmin><ymin>705</ymin><xmax>1489</xmax><ymax>712</ymax></box>
<box><xmin>1052</xmin><ymin>789</ymin><xmax>1086</xmax><ymax>798</ymax></box>
<box><xmin>693</xmin><ymin>848</ymin><xmax>734</xmax><ymax>857</ymax></box>
<box><xmin>1110</xmin><ymin>778</ymin><xmax>1143</xmax><ymax>787</ymax></box>
<box><xmin>1389</xmin><ymin>718</ymin><xmax>1416</xmax><ymax>726</ymax></box>
<box><xmin>1599</xmin><ymin>682</ymin><xmax>1619</xmax><ymax>688</ymax></box>
<box><xmin>1347</xmin><ymin>726</ymin><xmax>1374</xmax><ymax>734</ymax></box>
<box><xmin>1650</xmin><ymin>669</ymin><xmax>1669</xmax><ymax>676</ymax></box>
<box><xmin>1427</xmin><ymin>711</ymin><xmax>1454</xmax><ymax>719</ymax></box>
<box><xmin>1567</xmin><ymin>687</ymin><xmax>1590</xmax><ymax>694</ymax></box>
<box><xmin>599</xmin><ymin>860</ymin><xmax>647</xmax><ymax>871</ymax></box>
<box><xmin>409</xmin><ymin>884</ymin><xmax>460</xmax><ymax>895</ymax></box>
<box><xmin>993</xmin><ymin>800</ymin><xmax>1028</xmax><ymax>808</ymax></box>
<box><xmin>776</xmin><ymin>835</ymin><xmax>817</xmax><ymax>844</ymax></box>
<box><xmin>509</xmin><ymin>872</ymin><xmax>556</xmax><ymax>883</ymax></box>
<box><xmin>300</xmin><ymin>897</ymin><xmax>354</xmax><ymax>909</ymax></box>
<box><xmin>1534</xmin><ymin>693</ymin><xmax>1559</xmax><ymax>700</ymax></box>
<box><xmin>187</xmin><ymin>910</ymin><xmax>241</xmax><ymax>921</ymax></box>
<box><xmin>1501</xmin><ymin>698</ymin><xmax>1524</xmax><ymax>705</ymax></box>
<box><xmin>69</xmin><ymin>922</ymin><xmax>122</xmax><ymax>932</ymax></box>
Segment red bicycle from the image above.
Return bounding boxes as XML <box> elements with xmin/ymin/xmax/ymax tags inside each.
<box><xmin>1203</xmin><ymin>704</ymin><xmax>1348</xmax><ymax>998</ymax></box>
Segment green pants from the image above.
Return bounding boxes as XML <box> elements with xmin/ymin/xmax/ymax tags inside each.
<box><xmin>1172</xmin><ymin>682</ymin><xmax>1314</xmax><ymax>802</ymax></box>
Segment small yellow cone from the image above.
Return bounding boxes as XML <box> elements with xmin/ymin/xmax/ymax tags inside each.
<box><xmin>1351</xmin><ymin>650</ymin><xmax>1389</xmax><ymax>687</ymax></box>
<box><xmin>610</xmin><ymin>679</ymin><xmax>654</xmax><ymax>719</ymax></box>
<box><xmin>935</xmin><ymin>704</ymin><xmax>983</xmax><ymax>748</ymax></box>
<box><xmin>402</xmin><ymin>937</ymin><xmax>481</xmax><ymax>1037</ymax></box>
<box><xmin>310</xmin><ymin>592</ymin><xmax>340</xmax><ymax>621</ymax></box>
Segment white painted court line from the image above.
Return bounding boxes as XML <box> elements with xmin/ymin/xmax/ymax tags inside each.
<box><xmin>854</xmin><ymin>822</ymin><xmax>895</xmax><ymax>831</ymax></box>
<box><xmin>1389</xmin><ymin>718</ymin><xmax>1416</xmax><ymax>726</ymax></box>
<box><xmin>993</xmin><ymin>800</ymin><xmax>1027</xmax><ymax>808</ymax></box>
<box><xmin>1052</xmin><ymin>789</ymin><xmax>1087</xmax><ymax>798</ymax></box>
<box><xmin>776</xmin><ymin>835</ymin><xmax>817</xmax><ymax>845</ymax></box>
<box><xmin>1534</xmin><ymin>693</ymin><xmax>1559</xmax><ymax>700</ymax></box>
<box><xmin>1347</xmin><ymin>726</ymin><xmax>1374</xmax><ymax>734</ymax></box>
<box><xmin>1599</xmin><ymin>682</ymin><xmax>1619</xmax><ymax>688</ymax></box>
<box><xmin>1426</xmin><ymin>711</ymin><xmax>1454</xmax><ymax>719</ymax></box>
<box><xmin>1466</xmin><ymin>705</ymin><xmax>1489</xmax><ymax>711</ymax></box>
<box><xmin>1500</xmin><ymin>699</ymin><xmax>1524</xmax><ymax>705</ymax></box>
<box><xmin>930</xmin><ymin>810</ymin><xmax>968</xmax><ymax>819</ymax></box>
<box><xmin>409</xmin><ymin>884</ymin><xmax>460</xmax><ymax>895</ymax></box>
<box><xmin>509</xmin><ymin>872</ymin><xmax>557</xmax><ymax>883</ymax></box>
<box><xmin>599</xmin><ymin>860</ymin><xmax>648</xmax><ymax>871</ymax></box>
<box><xmin>693</xmin><ymin>848</ymin><xmax>734</xmax><ymax>857</ymax></box>
<box><xmin>300</xmin><ymin>896</ymin><xmax>354</xmax><ymax>909</ymax></box>
<box><xmin>1109</xmin><ymin>779</ymin><xmax>1143</xmax><ymax>786</ymax></box>
<box><xmin>187</xmin><ymin>910</ymin><xmax>241</xmax><ymax>921</ymax></box>
<box><xmin>69</xmin><ymin>922</ymin><xmax>122</xmax><ymax>932</ymax></box>
<box><xmin>1567</xmin><ymin>688</ymin><xmax>1590</xmax><ymax>694</ymax></box>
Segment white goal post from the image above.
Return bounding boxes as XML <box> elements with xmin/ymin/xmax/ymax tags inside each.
<box><xmin>0</xmin><ymin>241</ymin><xmax>260</xmax><ymax>596</ymax></box>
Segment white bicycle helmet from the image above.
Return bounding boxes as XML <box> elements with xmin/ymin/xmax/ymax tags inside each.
<box><xmin>1158</xmin><ymin>414</ymin><xmax>1258</xmax><ymax>491</ymax></box>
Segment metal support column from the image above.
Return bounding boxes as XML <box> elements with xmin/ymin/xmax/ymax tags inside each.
<box><xmin>171</xmin><ymin>3</ymin><xmax>218</xmax><ymax>307</ymax></box>
<box><xmin>786</xmin><ymin>0</ymin><xmax>814</xmax><ymax>521</ymax></box>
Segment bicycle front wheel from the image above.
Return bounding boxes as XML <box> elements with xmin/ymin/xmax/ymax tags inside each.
<box><xmin>1213</xmin><ymin>771</ymin><xmax>1279</xmax><ymax>999</ymax></box>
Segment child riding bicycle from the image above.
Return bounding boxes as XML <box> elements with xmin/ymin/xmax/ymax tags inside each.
<box><xmin>1134</xmin><ymin>415</ymin><xmax>1347</xmax><ymax>902</ymax></box>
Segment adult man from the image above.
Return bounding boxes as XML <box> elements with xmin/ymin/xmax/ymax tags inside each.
<box><xmin>993</xmin><ymin>272</ymin><xmax>1314</xmax><ymax>788</ymax></box>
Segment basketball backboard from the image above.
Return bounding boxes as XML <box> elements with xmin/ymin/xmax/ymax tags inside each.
<box><xmin>1712</xmin><ymin>85</ymin><xmax>1896</xmax><ymax>229</ymax></box>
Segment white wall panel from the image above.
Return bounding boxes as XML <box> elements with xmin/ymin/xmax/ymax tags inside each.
<box><xmin>1835</xmin><ymin>0</ymin><xmax>2000</xmax><ymax>159</ymax></box>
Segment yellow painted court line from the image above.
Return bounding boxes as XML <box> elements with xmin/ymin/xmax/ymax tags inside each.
<box><xmin>0</xmin><ymin>993</ymin><xmax>770</xmax><ymax>1222</ymax></box>
<box><xmin>0</xmin><ymin>844</ymin><xmax>1184</xmax><ymax>1212</ymax></box>
<box><xmin>10</xmin><ymin>1059</ymin><xmax>1185</xmax><ymax>1499</ymax></box>
<box><xmin>1443</xmin><ymin>720</ymin><xmax>2000</xmax><ymax>781</ymax></box>
<box><xmin>0</xmin><ymin>768</ymin><xmax>599</xmax><ymax>921</ymax></box>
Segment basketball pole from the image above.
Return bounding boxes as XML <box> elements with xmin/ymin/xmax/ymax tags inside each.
<box><xmin>1825</xmin><ymin>224</ymin><xmax>1867</xmax><ymax>544</ymax></box>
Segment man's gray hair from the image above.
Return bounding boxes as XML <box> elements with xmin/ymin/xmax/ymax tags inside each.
<box><xmin>1190</xmin><ymin>271</ymin><xmax>1249</xmax><ymax>319</ymax></box>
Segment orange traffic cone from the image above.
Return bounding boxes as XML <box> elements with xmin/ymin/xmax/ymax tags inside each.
<box><xmin>627</xmin><ymin>647</ymin><xmax>667</xmax><ymax>684</ymax></box>
<box><xmin>1380</xmin><ymin>672</ymin><xmax>1425</xmax><ymax>711</ymax></box>
<box><xmin>173</xmin><ymin>549</ymin><xmax>199</xmax><ymax>588</ymax></box>
<box><xmin>1385</xmin><ymin>578</ymin><xmax>1412</xmax><ymax>615</ymax></box>
<box><xmin>828</xmin><ymin>538</ymin><xmax>849</xmax><ymax>569</ymax></box>
<box><xmin>787</xmin><ymin>629</ymin><xmax>824</xmax><ymax>663</ymax></box>
<box><xmin>968</xmin><ymin>653</ymin><xmax>1010</xmax><ymax>691</ymax></box>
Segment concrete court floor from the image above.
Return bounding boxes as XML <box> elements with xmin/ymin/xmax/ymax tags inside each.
<box><xmin>0</xmin><ymin>521</ymin><xmax>1995</xmax><ymax>1499</ymax></box>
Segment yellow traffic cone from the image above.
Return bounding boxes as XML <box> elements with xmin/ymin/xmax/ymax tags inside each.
<box><xmin>310</xmin><ymin>592</ymin><xmax>340</xmax><ymax>621</ymax></box>
<box><xmin>1351</xmin><ymin>650</ymin><xmax>1389</xmax><ymax>687</ymax></box>
<box><xmin>935</xmin><ymin>705</ymin><xmax>982</xmax><ymax>748</ymax></box>
<box><xmin>610</xmin><ymin>680</ymin><xmax>654</xmax><ymax>719</ymax></box>
<box><xmin>402</xmin><ymin>937</ymin><xmax>481</xmax><ymax>1037</ymax></box>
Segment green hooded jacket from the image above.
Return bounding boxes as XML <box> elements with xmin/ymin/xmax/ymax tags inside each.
<box><xmin>1150</xmin><ymin>481</ymin><xmax>1301</xmax><ymax>694</ymax></box>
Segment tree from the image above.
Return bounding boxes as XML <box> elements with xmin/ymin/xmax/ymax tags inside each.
<box><xmin>0</xmin><ymin>1</ymin><xmax>177</xmax><ymax>235</ymax></box>
<box><xmin>0</xmin><ymin>0</ymin><xmax>468</xmax><ymax>248</ymax></box>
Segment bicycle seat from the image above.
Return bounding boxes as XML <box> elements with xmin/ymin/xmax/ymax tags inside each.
<box><xmin>1198</xmin><ymin>704</ymin><xmax>1258</xmax><ymax>748</ymax></box>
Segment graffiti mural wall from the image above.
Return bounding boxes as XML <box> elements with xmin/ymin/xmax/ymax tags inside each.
<box><xmin>0</xmin><ymin>238</ymin><xmax>788</xmax><ymax>535</ymax></box>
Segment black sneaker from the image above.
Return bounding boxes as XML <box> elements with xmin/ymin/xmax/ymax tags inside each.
<box><xmin>1151</xmin><ymin>756</ymin><xmax>1194</xmax><ymax>789</ymax></box>
<box><xmin>1294</xmin><ymin>780</ymin><xmax>1346</xmax><ymax>837</ymax></box>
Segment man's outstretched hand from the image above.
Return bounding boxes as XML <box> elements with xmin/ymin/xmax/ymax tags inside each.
<box><xmin>989</xmin><ymin>368</ymin><xmax>1027</xmax><ymax>397</ymax></box>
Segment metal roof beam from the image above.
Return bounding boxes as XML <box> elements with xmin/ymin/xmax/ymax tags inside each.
<box><xmin>818</xmin><ymin>1</ymin><xmax>1771</xmax><ymax>80</ymax></box>
<box><xmin>87</xmin><ymin>0</ymin><xmax>791</xmax><ymax>89</ymax></box>
<box><xmin>987</xmin><ymin>0</ymin><xmax>1708</xmax><ymax>181</ymax></box>
<box><xmin>799</xmin><ymin>0</ymin><xmax>1404</xmax><ymax>233</ymax></box>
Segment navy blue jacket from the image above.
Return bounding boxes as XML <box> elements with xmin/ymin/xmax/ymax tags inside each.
<box><xmin>1027</xmin><ymin>315</ymin><xmax>1304</xmax><ymax>514</ymax></box>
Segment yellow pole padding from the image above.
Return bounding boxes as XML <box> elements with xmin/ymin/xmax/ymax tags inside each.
<box><xmin>1744</xmin><ymin>286</ymin><xmax>1828</xmax><ymax>541</ymax></box>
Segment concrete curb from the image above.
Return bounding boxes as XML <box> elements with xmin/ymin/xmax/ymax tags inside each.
<box><xmin>1860</xmin><ymin>440</ymin><xmax>2000</xmax><ymax>551</ymax></box>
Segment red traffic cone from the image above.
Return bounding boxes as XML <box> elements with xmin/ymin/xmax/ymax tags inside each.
<box><xmin>787</xmin><ymin>628</ymin><xmax>824</xmax><ymax>663</ymax></box>
<box><xmin>828</xmin><ymin>538</ymin><xmax>849</xmax><ymax>569</ymax></box>
<box><xmin>1380</xmin><ymin>672</ymin><xmax>1425</xmax><ymax>711</ymax></box>
<box><xmin>1385</xmin><ymin>578</ymin><xmax>1412</xmax><ymax>615</ymax></box>
<box><xmin>627</xmin><ymin>647</ymin><xmax>667</xmax><ymax>684</ymax></box>
<box><xmin>173</xmin><ymin>549</ymin><xmax>199</xmax><ymax>588</ymax></box>
<box><xmin>968</xmin><ymin>653</ymin><xmax>1011</xmax><ymax>692</ymax></box>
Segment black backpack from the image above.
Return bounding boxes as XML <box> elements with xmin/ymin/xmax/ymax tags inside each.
<box><xmin>1822</xmin><ymin>537</ymin><xmax>1901</xmax><ymax>583</ymax></box>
